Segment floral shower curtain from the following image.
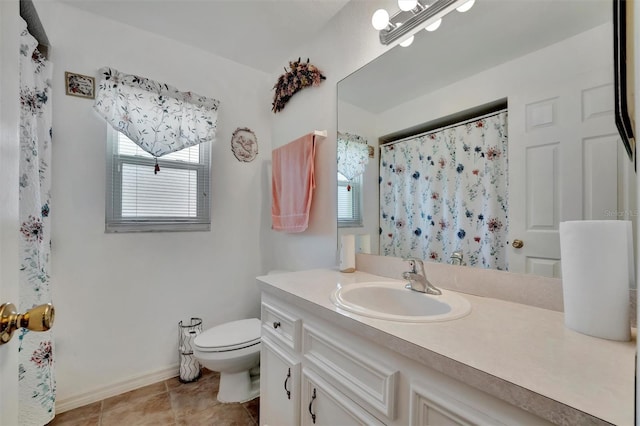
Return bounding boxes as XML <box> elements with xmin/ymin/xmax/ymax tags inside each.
<box><xmin>379</xmin><ymin>111</ymin><xmax>508</xmax><ymax>270</ymax></box>
<box><xmin>19</xmin><ymin>21</ymin><xmax>55</xmax><ymax>425</ymax></box>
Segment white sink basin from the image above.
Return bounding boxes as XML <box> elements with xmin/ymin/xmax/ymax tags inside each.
<box><xmin>330</xmin><ymin>281</ymin><xmax>471</xmax><ymax>322</ymax></box>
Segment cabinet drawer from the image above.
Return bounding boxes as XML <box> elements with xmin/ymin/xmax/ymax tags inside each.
<box><xmin>303</xmin><ymin>324</ymin><xmax>398</xmax><ymax>421</ymax></box>
<box><xmin>261</xmin><ymin>301</ymin><xmax>302</xmax><ymax>352</ymax></box>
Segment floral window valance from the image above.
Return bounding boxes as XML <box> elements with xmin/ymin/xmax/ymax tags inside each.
<box><xmin>93</xmin><ymin>67</ymin><xmax>220</xmax><ymax>158</ymax></box>
<box><xmin>337</xmin><ymin>131</ymin><xmax>369</xmax><ymax>181</ymax></box>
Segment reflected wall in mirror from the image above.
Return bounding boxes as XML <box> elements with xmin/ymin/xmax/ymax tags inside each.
<box><xmin>337</xmin><ymin>0</ymin><xmax>637</xmax><ymax>278</ymax></box>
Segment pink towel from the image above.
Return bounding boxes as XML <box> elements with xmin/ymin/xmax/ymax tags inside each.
<box><xmin>272</xmin><ymin>133</ymin><xmax>316</xmax><ymax>233</ymax></box>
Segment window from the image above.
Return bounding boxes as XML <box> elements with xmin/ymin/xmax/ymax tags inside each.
<box><xmin>106</xmin><ymin>128</ymin><xmax>211</xmax><ymax>232</ymax></box>
<box><xmin>337</xmin><ymin>172</ymin><xmax>362</xmax><ymax>227</ymax></box>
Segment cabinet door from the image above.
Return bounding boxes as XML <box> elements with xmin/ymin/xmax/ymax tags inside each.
<box><xmin>409</xmin><ymin>382</ymin><xmax>507</xmax><ymax>426</ymax></box>
<box><xmin>260</xmin><ymin>337</ymin><xmax>301</xmax><ymax>426</ymax></box>
<box><xmin>301</xmin><ymin>368</ymin><xmax>385</xmax><ymax>426</ymax></box>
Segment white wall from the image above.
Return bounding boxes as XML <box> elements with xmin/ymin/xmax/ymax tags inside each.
<box><xmin>31</xmin><ymin>0</ymin><xmax>396</xmax><ymax>408</ymax></box>
<box><xmin>34</xmin><ymin>1</ymin><xmax>272</xmax><ymax>405</ymax></box>
<box><xmin>31</xmin><ymin>0</ymin><xmax>638</xmax><ymax>413</ymax></box>
<box><xmin>375</xmin><ymin>23</ymin><xmax>613</xmax><ymax>136</ymax></box>
<box><xmin>266</xmin><ymin>0</ymin><xmax>393</xmax><ymax>272</ymax></box>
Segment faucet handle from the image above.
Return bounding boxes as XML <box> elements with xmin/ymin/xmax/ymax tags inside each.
<box><xmin>450</xmin><ymin>251</ymin><xmax>466</xmax><ymax>266</ymax></box>
<box><xmin>403</xmin><ymin>257</ymin><xmax>423</xmax><ymax>273</ymax></box>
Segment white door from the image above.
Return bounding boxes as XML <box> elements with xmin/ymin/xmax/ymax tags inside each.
<box><xmin>508</xmin><ymin>66</ymin><xmax>631</xmax><ymax>277</ymax></box>
<box><xmin>0</xmin><ymin>1</ymin><xmax>22</xmax><ymax>424</ymax></box>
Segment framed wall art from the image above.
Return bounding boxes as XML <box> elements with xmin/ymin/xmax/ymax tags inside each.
<box><xmin>65</xmin><ymin>71</ymin><xmax>95</xmax><ymax>99</ymax></box>
<box><xmin>230</xmin><ymin>127</ymin><xmax>258</xmax><ymax>162</ymax></box>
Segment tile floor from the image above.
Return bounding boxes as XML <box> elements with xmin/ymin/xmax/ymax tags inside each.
<box><xmin>48</xmin><ymin>369</ymin><xmax>259</xmax><ymax>426</ymax></box>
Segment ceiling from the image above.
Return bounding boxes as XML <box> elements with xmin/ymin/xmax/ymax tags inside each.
<box><xmin>58</xmin><ymin>0</ymin><xmax>613</xmax><ymax>110</ymax></box>
<box><xmin>338</xmin><ymin>0</ymin><xmax>613</xmax><ymax>113</ymax></box>
<box><xmin>58</xmin><ymin>0</ymin><xmax>351</xmax><ymax>73</ymax></box>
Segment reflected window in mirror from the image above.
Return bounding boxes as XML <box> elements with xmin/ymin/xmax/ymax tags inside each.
<box><xmin>338</xmin><ymin>172</ymin><xmax>363</xmax><ymax>227</ymax></box>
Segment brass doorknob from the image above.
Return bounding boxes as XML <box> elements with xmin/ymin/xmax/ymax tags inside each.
<box><xmin>0</xmin><ymin>303</ymin><xmax>54</xmax><ymax>345</ymax></box>
<box><xmin>512</xmin><ymin>239</ymin><xmax>524</xmax><ymax>249</ymax></box>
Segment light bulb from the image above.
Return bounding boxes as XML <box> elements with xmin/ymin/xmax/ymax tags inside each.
<box><xmin>399</xmin><ymin>35</ymin><xmax>414</xmax><ymax>47</ymax></box>
<box><xmin>456</xmin><ymin>0</ymin><xmax>475</xmax><ymax>12</ymax></box>
<box><xmin>372</xmin><ymin>9</ymin><xmax>390</xmax><ymax>30</ymax></box>
<box><xmin>395</xmin><ymin>23</ymin><xmax>414</xmax><ymax>47</ymax></box>
<box><xmin>425</xmin><ymin>18</ymin><xmax>442</xmax><ymax>32</ymax></box>
<box><xmin>398</xmin><ymin>0</ymin><xmax>418</xmax><ymax>11</ymax></box>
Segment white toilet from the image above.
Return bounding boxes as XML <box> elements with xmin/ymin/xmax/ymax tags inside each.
<box><xmin>193</xmin><ymin>318</ymin><xmax>261</xmax><ymax>403</ymax></box>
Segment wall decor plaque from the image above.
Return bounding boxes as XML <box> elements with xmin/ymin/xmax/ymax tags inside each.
<box><xmin>65</xmin><ymin>71</ymin><xmax>95</xmax><ymax>99</ymax></box>
<box><xmin>230</xmin><ymin>127</ymin><xmax>258</xmax><ymax>162</ymax></box>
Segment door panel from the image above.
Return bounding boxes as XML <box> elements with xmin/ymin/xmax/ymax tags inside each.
<box><xmin>509</xmin><ymin>67</ymin><xmax>627</xmax><ymax>277</ymax></box>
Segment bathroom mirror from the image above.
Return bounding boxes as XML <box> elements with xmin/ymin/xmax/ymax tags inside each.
<box><xmin>337</xmin><ymin>0</ymin><xmax>636</xmax><ymax>278</ymax></box>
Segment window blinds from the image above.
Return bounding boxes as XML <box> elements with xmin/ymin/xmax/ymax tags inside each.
<box><xmin>106</xmin><ymin>130</ymin><xmax>211</xmax><ymax>232</ymax></box>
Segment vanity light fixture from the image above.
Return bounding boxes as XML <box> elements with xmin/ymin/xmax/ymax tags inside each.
<box><xmin>372</xmin><ymin>0</ymin><xmax>475</xmax><ymax>46</ymax></box>
<box><xmin>398</xmin><ymin>0</ymin><xmax>418</xmax><ymax>11</ymax></box>
<box><xmin>395</xmin><ymin>23</ymin><xmax>415</xmax><ymax>47</ymax></box>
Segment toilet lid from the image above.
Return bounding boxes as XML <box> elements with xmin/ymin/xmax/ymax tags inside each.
<box><xmin>194</xmin><ymin>318</ymin><xmax>261</xmax><ymax>351</ymax></box>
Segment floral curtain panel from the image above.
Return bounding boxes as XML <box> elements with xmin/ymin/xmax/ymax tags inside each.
<box><xmin>337</xmin><ymin>132</ymin><xmax>369</xmax><ymax>182</ymax></box>
<box><xmin>379</xmin><ymin>111</ymin><xmax>508</xmax><ymax>270</ymax></box>
<box><xmin>93</xmin><ymin>67</ymin><xmax>220</xmax><ymax>158</ymax></box>
<box><xmin>19</xmin><ymin>22</ymin><xmax>55</xmax><ymax>425</ymax></box>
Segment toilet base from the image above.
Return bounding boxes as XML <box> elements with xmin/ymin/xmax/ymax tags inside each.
<box><xmin>217</xmin><ymin>370</ymin><xmax>260</xmax><ymax>403</ymax></box>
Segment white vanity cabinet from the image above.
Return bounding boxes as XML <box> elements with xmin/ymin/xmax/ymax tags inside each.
<box><xmin>259</xmin><ymin>292</ymin><xmax>551</xmax><ymax>426</ymax></box>
<box><xmin>260</xmin><ymin>300</ymin><xmax>302</xmax><ymax>426</ymax></box>
<box><xmin>260</xmin><ymin>296</ymin><xmax>386</xmax><ymax>426</ymax></box>
<box><xmin>261</xmin><ymin>335</ymin><xmax>384</xmax><ymax>426</ymax></box>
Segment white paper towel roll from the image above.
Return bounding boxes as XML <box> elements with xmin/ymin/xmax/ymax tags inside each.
<box><xmin>559</xmin><ymin>220</ymin><xmax>633</xmax><ymax>341</ymax></box>
<box><xmin>340</xmin><ymin>234</ymin><xmax>356</xmax><ymax>272</ymax></box>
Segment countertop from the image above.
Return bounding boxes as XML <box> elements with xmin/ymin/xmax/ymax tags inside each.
<box><xmin>256</xmin><ymin>269</ymin><xmax>635</xmax><ymax>426</ymax></box>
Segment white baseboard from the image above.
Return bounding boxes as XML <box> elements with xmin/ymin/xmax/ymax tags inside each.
<box><xmin>55</xmin><ymin>364</ymin><xmax>179</xmax><ymax>414</ymax></box>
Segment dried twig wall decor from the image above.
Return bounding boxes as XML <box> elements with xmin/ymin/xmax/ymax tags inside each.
<box><xmin>272</xmin><ymin>58</ymin><xmax>326</xmax><ymax>113</ymax></box>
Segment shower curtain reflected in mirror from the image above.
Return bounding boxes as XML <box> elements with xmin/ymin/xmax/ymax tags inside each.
<box><xmin>379</xmin><ymin>111</ymin><xmax>508</xmax><ymax>270</ymax></box>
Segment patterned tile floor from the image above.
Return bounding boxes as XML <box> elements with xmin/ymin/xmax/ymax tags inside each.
<box><xmin>48</xmin><ymin>369</ymin><xmax>259</xmax><ymax>426</ymax></box>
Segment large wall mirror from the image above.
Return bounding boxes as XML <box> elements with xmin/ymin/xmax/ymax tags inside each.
<box><xmin>337</xmin><ymin>0</ymin><xmax>636</xmax><ymax>278</ymax></box>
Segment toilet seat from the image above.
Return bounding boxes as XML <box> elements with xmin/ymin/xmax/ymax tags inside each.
<box><xmin>194</xmin><ymin>318</ymin><xmax>261</xmax><ymax>352</ymax></box>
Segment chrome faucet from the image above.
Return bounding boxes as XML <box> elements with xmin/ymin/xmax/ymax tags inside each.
<box><xmin>450</xmin><ymin>250</ymin><xmax>466</xmax><ymax>266</ymax></box>
<box><xmin>402</xmin><ymin>258</ymin><xmax>442</xmax><ymax>295</ymax></box>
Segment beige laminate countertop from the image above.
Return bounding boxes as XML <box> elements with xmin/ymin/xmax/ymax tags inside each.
<box><xmin>257</xmin><ymin>269</ymin><xmax>635</xmax><ymax>426</ymax></box>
